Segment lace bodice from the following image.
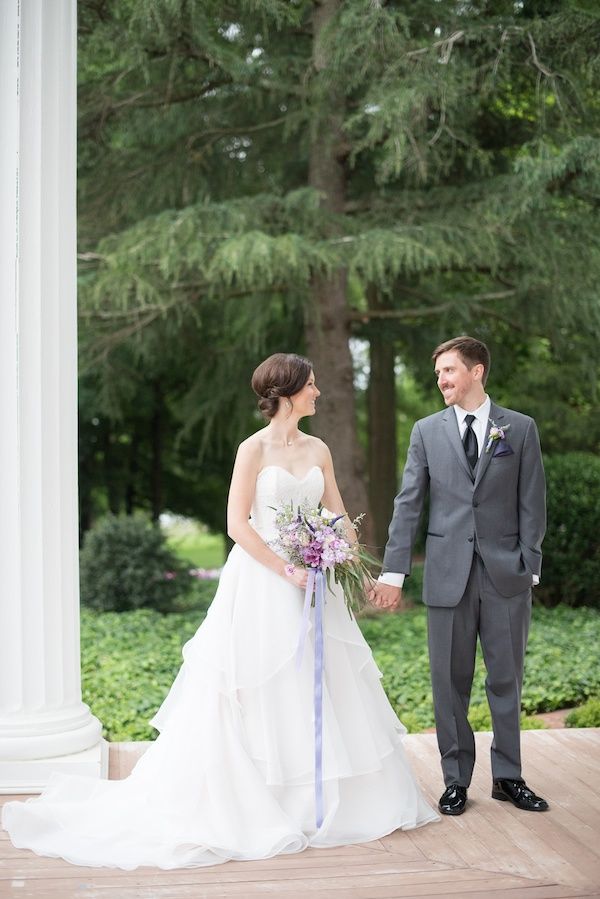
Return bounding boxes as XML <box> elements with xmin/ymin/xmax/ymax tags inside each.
<box><xmin>250</xmin><ymin>465</ymin><xmax>325</xmax><ymax>540</ymax></box>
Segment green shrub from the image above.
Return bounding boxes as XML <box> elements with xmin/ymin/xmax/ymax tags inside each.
<box><xmin>402</xmin><ymin>562</ymin><xmax>424</xmax><ymax>604</ymax></box>
<box><xmin>81</xmin><ymin>602</ymin><xmax>600</xmax><ymax>741</ymax></box>
<box><xmin>467</xmin><ymin>702</ymin><xmax>546</xmax><ymax>732</ymax></box>
<box><xmin>565</xmin><ymin>697</ymin><xmax>600</xmax><ymax>728</ymax></box>
<box><xmin>362</xmin><ymin>604</ymin><xmax>600</xmax><ymax>730</ymax></box>
<box><xmin>538</xmin><ymin>453</ymin><xmax>600</xmax><ymax>607</ymax></box>
<box><xmin>80</xmin><ymin>512</ymin><xmax>187</xmax><ymax>612</ymax></box>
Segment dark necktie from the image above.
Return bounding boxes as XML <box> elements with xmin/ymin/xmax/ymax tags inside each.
<box><xmin>463</xmin><ymin>414</ymin><xmax>478</xmax><ymax>470</ymax></box>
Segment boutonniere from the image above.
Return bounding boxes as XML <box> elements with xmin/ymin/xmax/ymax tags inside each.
<box><xmin>485</xmin><ymin>419</ymin><xmax>511</xmax><ymax>454</ymax></box>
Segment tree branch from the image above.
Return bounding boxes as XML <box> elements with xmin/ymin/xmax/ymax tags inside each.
<box><xmin>347</xmin><ymin>288</ymin><xmax>516</xmax><ymax>322</ymax></box>
<box><xmin>186</xmin><ymin>114</ymin><xmax>288</xmax><ymax>147</ymax></box>
<box><xmin>405</xmin><ymin>31</ymin><xmax>465</xmax><ymax>61</ymax></box>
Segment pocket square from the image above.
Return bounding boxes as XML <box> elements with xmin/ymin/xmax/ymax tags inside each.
<box><xmin>493</xmin><ymin>441</ymin><xmax>514</xmax><ymax>457</ymax></box>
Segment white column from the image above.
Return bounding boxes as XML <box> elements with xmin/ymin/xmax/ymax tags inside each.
<box><xmin>0</xmin><ymin>0</ymin><xmax>107</xmax><ymax>793</ymax></box>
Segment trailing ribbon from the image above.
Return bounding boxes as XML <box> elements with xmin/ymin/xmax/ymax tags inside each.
<box><xmin>295</xmin><ymin>566</ymin><xmax>326</xmax><ymax>829</ymax></box>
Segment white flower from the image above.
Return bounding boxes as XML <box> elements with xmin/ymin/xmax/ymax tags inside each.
<box><xmin>485</xmin><ymin>419</ymin><xmax>511</xmax><ymax>453</ymax></box>
<box><xmin>320</xmin><ymin>507</ymin><xmax>336</xmax><ymax>520</ymax></box>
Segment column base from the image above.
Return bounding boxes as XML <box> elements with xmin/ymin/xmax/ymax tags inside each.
<box><xmin>0</xmin><ymin>739</ymin><xmax>109</xmax><ymax>794</ymax></box>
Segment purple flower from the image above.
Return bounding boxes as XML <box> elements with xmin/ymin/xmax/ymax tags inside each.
<box><xmin>302</xmin><ymin>543</ymin><xmax>323</xmax><ymax>567</ymax></box>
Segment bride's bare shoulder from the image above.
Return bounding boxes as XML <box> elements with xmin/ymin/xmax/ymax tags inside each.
<box><xmin>305</xmin><ymin>434</ymin><xmax>331</xmax><ymax>465</ymax></box>
<box><xmin>234</xmin><ymin>434</ymin><xmax>264</xmax><ymax>466</ymax></box>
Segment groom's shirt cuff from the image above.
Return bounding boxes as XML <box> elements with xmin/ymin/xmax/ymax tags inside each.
<box><xmin>378</xmin><ymin>572</ymin><xmax>405</xmax><ymax>588</ymax></box>
<box><xmin>378</xmin><ymin>573</ymin><xmax>538</xmax><ymax>588</ymax></box>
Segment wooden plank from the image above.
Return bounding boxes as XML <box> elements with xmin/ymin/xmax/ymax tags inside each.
<box><xmin>0</xmin><ymin>884</ymin><xmax>592</xmax><ymax>899</ymax></box>
<box><xmin>2</xmin><ymin>731</ymin><xmax>600</xmax><ymax>899</ymax></box>
<box><xmin>521</xmin><ymin>738</ymin><xmax>600</xmax><ymax>847</ymax></box>
<box><xmin>402</xmin><ymin>731</ymin><xmax>503</xmax><ymax>870</ymax></box>
<box><xmin>0</xmin><ymin>868</ymin><xmax>562</xmax><ymax>898</ymax></box>
<box><xmin>529</xmin><ymin>731</ymin><xmax>600</xmax><ymax>780</ymax></box>
<box><xmin>463</xmin><ymin>773</ymin><xmax>598</xmax><ymax>890</ymax></box>
<box><xmin>0</xmin><ymin>855</ymin><xmax>450</xmax><ymax>883</ymax></box>
<box><xmin>405</xmin><ymin>731</ymin><xmax>600</xmax><ymax>890</ymax></box>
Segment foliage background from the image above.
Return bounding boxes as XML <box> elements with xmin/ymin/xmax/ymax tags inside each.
<box><xmin>75</xmin><ymin>1</ymin><xmax>600</xmax><ymax>735</ymax></box>
<box><xmin>81</xmin><ymin>579</ymin><xmax>600</xmax><ymax>742</ymax></box>
<box><xmin>76</xmin><ymin>0</ymin><xmax>600</xmax><ymax>553</ymax></box>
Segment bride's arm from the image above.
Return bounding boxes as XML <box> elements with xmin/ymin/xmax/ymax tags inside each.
<box><xmin>227</xmin><ymin>441</ymin><xmax>308</xmax><ymax>587</ymax></box>
<box><xmin>320</xmin><ymin>442</ymin><xmax>376</xmax><ymax>595</ymax></box>
<box><xmin>320</xmin><ymin>442</ymin><xmax>359</xmax><ymax>547</ymax></box>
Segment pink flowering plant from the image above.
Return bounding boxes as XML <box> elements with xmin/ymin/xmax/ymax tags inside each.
<box><xmin>269</xmin><ymin>501</ymin><xmax>376</xmax><ymax>615</ymax></box>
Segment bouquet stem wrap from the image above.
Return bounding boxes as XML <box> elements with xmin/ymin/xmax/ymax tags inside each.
<box><xmin>295</xmin><ymin>567</ymin><xmax>325</xmax><ymax>830</ymax></box>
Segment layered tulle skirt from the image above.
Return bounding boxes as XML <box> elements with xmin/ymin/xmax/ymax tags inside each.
<box><xmin>2</xmin><ymin>544</ymin><xmax>438</xmax><ymax>869</ymax></box>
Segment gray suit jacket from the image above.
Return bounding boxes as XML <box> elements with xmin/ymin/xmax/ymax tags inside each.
<box><xmin>382</xmin><ymin>401</ymin><xmax>546</xmax><ymax>606</ymax></box>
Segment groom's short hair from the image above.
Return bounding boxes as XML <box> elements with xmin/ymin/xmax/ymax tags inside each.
<box><xmin>432</xmin><ymin>336</ymin><xmax>491</xmax><ymax>386</ymax></box>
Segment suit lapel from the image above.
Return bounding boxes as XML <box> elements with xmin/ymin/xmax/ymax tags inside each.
<box><xmin>442</xmin><ymin>409</ymin><xmax>474</xmax><ymax>483</ymax></box>
<box><xmin>474</xmin><ymin>402</ymin><xmax>506</xmax><ymax>490</ymax></box>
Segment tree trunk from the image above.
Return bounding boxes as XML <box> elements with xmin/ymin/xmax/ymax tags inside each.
<box><xmin>306</xmin><ymin>0</ymin><xmax>371</xmax><ymax>538</ymax></box>
<box><xmin>150</xmin><ymin>380</ymin><xmax>163</xmax><ymax>522</ymax></box>
<box><xmin>367</xmin><ymin>286</ymin><xmax>398</xmax><ymax>557</ymax></box>
<box><xmin>102</xmin><ymin>421</ymin><xmax>120</xmax><ymax>514</ymax></box>
<box><xmin>125</xmin><ymin>427</ymin><xmax>139</xmax><ymax>515</ymax></box>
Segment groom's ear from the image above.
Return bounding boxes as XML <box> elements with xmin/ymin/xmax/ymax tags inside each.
<box><xmin>472</xmin><ymin>363</ymin><xmax>485</xmax><ymax>382</ymax></box>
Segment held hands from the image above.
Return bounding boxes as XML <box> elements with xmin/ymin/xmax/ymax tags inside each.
<box><xmin>283</xmin><ymin>565</ymin><xmax>404</xmax><ymax>608</ymax></box>
<box><xmin>367</xmin><ymin>581</ymin><xmax>404</xmax><ymax>612</ymax></box>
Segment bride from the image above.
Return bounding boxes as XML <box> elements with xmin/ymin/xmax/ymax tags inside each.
<box><xmin>2</xmin><ymin>352</ymin><xmax>438</xmax><ymax>869</ymax></box>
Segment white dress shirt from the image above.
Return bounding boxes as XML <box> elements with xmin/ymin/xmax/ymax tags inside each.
<box><xmin>379</xmin><ymin>394</ymin><xmax>538</xmax><ymax>589</ymax></box>
<box><xmin>454</xmin><ymin>394</ymin><xmax>491</xmax><ymax>457</ymax></box>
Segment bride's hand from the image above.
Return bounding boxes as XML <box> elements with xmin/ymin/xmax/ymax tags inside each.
<box><xmin>362</xmin><ymin>572</ymin><xmax>377</xmax><ymax>598</ymax></box>
<box><xmin>283</xmin><ymin>564</ymin><xmax>309</xmax><ymax>589</ymax></box>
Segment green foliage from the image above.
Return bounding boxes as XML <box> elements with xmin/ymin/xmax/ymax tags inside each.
<box><xmin>399</xmin><ymin>561</ymin><xmax>424</xmax><ymax>603</ymax></box>
<box><xmin>361</xmin><ymin>603</ymin><xmax>600</xmax><ymax>730</ymax></box>
<box><xmin>493</xmin><ymin>337</ymin><xmax>600</xmax><ymax>456</ymax></box>
<box><xmin>81</xmin><ymin>584</ymin><xmax>215</xmax><ymax>740</ymax></box>
<box><xmin>79</xmin><ymin>512</ymin><xmax>186</xmax><ymax>612</ymax></box>
<box><xmin>519</xmin><ymin>605</ymin><xmax>600</xmax><ymax>712</ymax></box>
<box><xmin>536</xmin><ymin>454</ymin><xmax>600</xmax><ymax>607</ymax></box>
<box><xmin>81</xmin><ymin>601</ymin><xmax>600</xmax><ymax>741</ymax></box>
<box><xmin>467</xmin><ymin>703</ymin><xmax>546</xmax><ymax>732</ymax></box>
<box><xmin>77</xmin><ymin>0</ymin><xmax>600</xmax><ymax>540</ymax></box>
<box><xmin>565</xmin><ymin>697</ymin><xmax>600</xmax><ymax>728</ymax></box>
<box><xmin>166</xmin><ymin>523</ymin><xmax>225</xmax><ymax>569</ymax></box>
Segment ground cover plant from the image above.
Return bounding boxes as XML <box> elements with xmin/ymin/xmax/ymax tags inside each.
<box><xmin>80</xmin><ymin>581</ymin><xmax>600</xmax><ymax>741</ymax></box>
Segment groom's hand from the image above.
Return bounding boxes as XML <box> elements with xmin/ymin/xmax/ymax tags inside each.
<box><xmin>368</xmin><ymin>582</ymin><xmax>404</xmax><ymax>612</ymax></box>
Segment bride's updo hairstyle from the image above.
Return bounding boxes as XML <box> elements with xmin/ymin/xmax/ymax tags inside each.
<box><xmin>251</xmin><ymin>353</ymin><xmax>313</xmax><ymax>419</ymax></box>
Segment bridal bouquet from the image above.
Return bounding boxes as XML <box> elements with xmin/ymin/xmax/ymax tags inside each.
<box><xmin>270</xmin><ymin>501</ymin><xmax>376</xmax><ymax>829</ymax></box>
<box><xmin>270</xmin><ymin>501</ymin><xmax>375</xmax><ymax>615</ymax></box>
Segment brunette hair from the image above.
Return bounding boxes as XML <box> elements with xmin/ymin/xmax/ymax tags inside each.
<box><xmin>432</xmin><ymin>335</ymin><xmax>491</xmax><ymax>386</ymax></box>
<box><xmin>251</xmin><ymin>353</ymin><xmax>313</xmax><ymax>419</ymax></box>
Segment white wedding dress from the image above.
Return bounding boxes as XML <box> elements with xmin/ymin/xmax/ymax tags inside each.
<box><xmin>2</xmin><ymin>465</ymin><xmax>438</xmax><ymax>869</ymax></box>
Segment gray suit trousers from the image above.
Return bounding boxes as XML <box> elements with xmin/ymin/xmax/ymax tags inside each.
<box><xmin>427</xmin><ymin>554</ymin><xmax>532</xmax><ymax>787</ymax></box>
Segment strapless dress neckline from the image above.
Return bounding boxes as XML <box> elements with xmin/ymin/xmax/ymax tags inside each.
<box><xmin>256</xmin><ymin>464</ymin><xmax>322</xmax><ymax>482</ymax></box>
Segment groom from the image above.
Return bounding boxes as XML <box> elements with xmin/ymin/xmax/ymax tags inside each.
<box><xmin>372</xmin><ymin>336</ymin><xmax>548</xmax><ymax>816</ymax></box>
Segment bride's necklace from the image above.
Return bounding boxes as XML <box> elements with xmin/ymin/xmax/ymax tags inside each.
<box><xmin>267</xmin><ymin>426</ymin><xmax>300</xmax><ymax>447</ymax></box>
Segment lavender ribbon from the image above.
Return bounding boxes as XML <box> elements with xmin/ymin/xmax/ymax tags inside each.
<box><xmin>295</xmin><ymin>566</ymin><xmax>325</xmax><ymax>829</ymax></box>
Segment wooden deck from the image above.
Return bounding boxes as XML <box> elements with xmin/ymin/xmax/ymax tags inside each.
<box><xmin>1</xmin><ymin>729</ymin><xmax>599</xmax><ymax>898</ymax></box>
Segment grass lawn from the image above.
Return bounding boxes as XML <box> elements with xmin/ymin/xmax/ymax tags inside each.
<box><xmin>164</xmin><ymin>521</ymin><xmax>225</xmax><ymax>569</ymax></box>
<box><xmin>80</xmin><ymin>564</ymin><xmax>600</xmax><ymax>742</ymax></box>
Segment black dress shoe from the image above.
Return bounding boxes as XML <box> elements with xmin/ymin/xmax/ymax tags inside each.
<box><xmin>438</xmin><ymin>784</ymin><xmax>468</xmax><ymax>815</ymax></box>
<box><xmin>492</xmin><ymin>779</ymin><xmax>549</xmax><ymax>811</ymax></box>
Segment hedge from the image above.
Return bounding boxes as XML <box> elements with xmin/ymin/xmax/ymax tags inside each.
<box><xmin>537</xmin><ymin>453</ymin><xmax>600</xmax><ymax>607</ymax></box>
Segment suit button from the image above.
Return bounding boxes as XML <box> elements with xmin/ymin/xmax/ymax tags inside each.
<box><xmin>468</xmin><ymin>536</ymin><xmax>474</xmax><ymax>543</ymax></box>
<box><xmin>473</xmin><ymin>501</ymin><xmax>479</xmax><ymax>507</ymax></box>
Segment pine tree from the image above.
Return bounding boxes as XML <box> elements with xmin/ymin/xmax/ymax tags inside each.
<box><xmin>78</xmin><ymin>0</ymin><xmax>600</xmax><ymax>540</ymax></box>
